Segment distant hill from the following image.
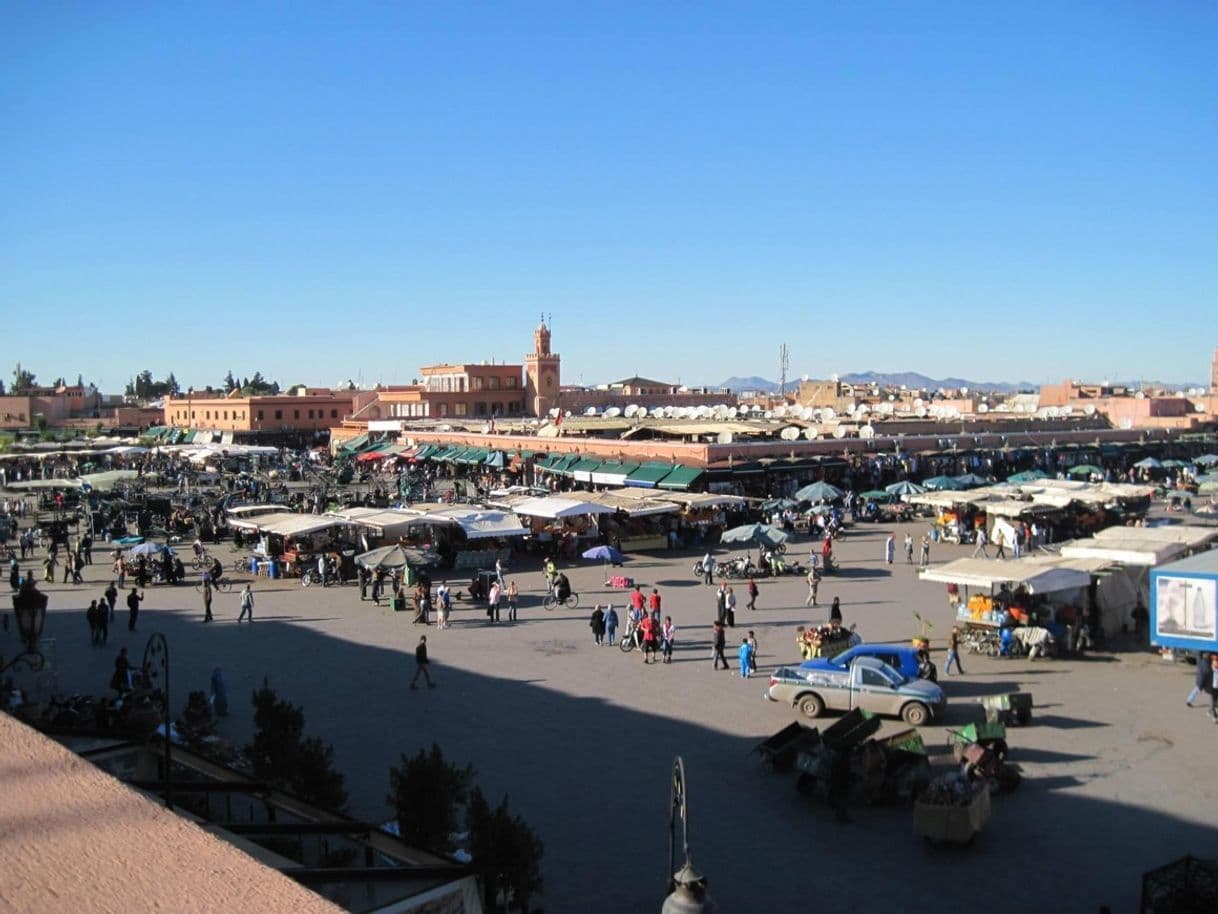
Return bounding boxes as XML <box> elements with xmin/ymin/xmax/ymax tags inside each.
<box><xmin>716</xmin><ymin>376</ymin><xmax>779</xmax><ymax>392</ymax></box>
<box><xmin>840</xmin><ymin>371</ymin><xmax>1035</xmax><ymax>393</ymax></box>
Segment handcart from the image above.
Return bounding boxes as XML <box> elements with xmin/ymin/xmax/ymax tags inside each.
<box><xmin>755</xmin><ymin>722</ymin><xmax>822</xmax><ymax>773</ymax></box>
<box><xmin>914</xmin><ymin>785</ymin><xmax>991</xmax><ymax>846</ymax></box>
<box><xmin>946</xmin><ymin>721</ymin><xmax>1008</xmax><ymax>763</ymax></box>
<box><xmin>980</xmin><ymin>692</ymin><xmax>1033</xmax><ymax>726</ymax></box>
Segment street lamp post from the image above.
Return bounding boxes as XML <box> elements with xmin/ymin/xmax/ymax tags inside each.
<box><xmin>662</xmin><ymin>756</ymin><xmax>717</xmax><ymax>914</ymax></box>
<box><xmin>2</xmin><ymin>581</ymin><xmax>48</xmax><ymax>675</ymax></box>
<box><xmin>141</xmin><ymin>632</ymin><xmax>172</xmax><ymax>810</ymax></box>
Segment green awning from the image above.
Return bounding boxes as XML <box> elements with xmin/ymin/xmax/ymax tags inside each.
<box><xmin>657</xmin><ymin>465</ymin><xmax>705</xmax><ymax>491</ymax></box>
<box><xmin>484</xmin><ymin>450</ymin><xmax>506</xmax><ymax>469</ymax></box>
<box><xmin>591</xmin><ymin>461</ymin><xmax>639</xmax><ymax>485</ymax></box>
<box><xmin>568</xmin><ymin>457</ymin><xmax>603</xmax><ymax>481</ymax></box>
<box><xmin>338</xmin><ymin>432</ymin><xmax>371</xmax><ymax>453</ymax></box>
<box><xmin>624</xmin><ymin>461</ymin><xmax>675</xmax><ymax>488</ymax></box>
<box><xmin>434</xmin><ymin>446</ymin><xmax>461</xmax><ymax>462</ymax></box>
<box><xmin>412</xmin><ymin>444</ymin><xmax>437</xmax><ymax>460</ymax></box>
<box><xmin>538</xmin><ymin>453</ymin><xmax>579</xmax><ymax>474</ymax></box>
<box><xmin>456</xmin><ymin>447</ymin><xmax>489</xmax><ymax>465</ymax></box>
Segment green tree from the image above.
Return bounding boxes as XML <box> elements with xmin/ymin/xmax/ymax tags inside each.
<box><xmin>223</xmin><ymin>370</ymin><xmax>237</xmax><ymax>392</ymax></box>
<box><xmin>467</xmin><ymin>787</ymin><xmax>544</xmax><ymax>913</ymax></box>
<box><xmin>165</xmin><ymin>372</ymin><xmax>180</xmax><ymax>395</ymax></box>
<box><xmin>387</xmin><ymin>743</ymin><xmax>475</xmax><ymax>853</ymax></box>
<box><xmin>12</xmin><ymin>363</ymin><xmax>36</xmax><ymax>393</ymax></box>
<box><xmin>248</xmin><ymin>680</ymin><xmax>348</xmax><ymax>811</ymax></box>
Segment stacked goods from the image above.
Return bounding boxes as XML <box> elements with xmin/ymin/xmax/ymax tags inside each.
<box><xmin>913</xmin><ymin>773</ymin><xmax>991</xmax><ymax>844</ymax></box>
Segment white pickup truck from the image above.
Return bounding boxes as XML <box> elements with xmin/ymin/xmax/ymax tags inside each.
<box><xmin>765</xmin><ymin>656</ymin><xmax>946</xmax><ymax>726</ymax></box>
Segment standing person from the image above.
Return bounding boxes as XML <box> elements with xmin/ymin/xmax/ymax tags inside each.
<box><xmin>640</xmin><ymin>612</ymin><xmax>658</xmax><ymax>664</ymax></box>
<box><xmin>104</xmin><ymin>580</ymin><xmax>118</xmax><ymax>622</ymax></box>
<box><xmin>202</xmin><ymin>581</ymin><xmax>214</xmax><ymax>623</ymax></box>
<box><xmin>210</xmin><ymin>666</ymin><xmax>229</xmax><ymax>717</ymax></box>
<box><xmin>437</xmin><ymin>581</ymin><xmax>451</xmax><ymax>629</ymax></box>
<box><xmin>358</xmin><ymin>565</ymin><xmax>370</xmax><ymax>601</ymax></box>
<box><xmin>747</xmin><ymin>576</ymin><xmax>759</xmax><ymax>612</ymax></box>
<box><xmin>725</xmin><ymin>585</ymin><xmax>737</xmax><ymax>628</ymax></box>
<box><xmin>126</xmin><ymin>587</ymin><xmax>144</xmax><ymax>632</ymax></box>
<box><xmin>993</xmin><ymin>530</ymin><xmax>1008</xmax><ymax>561</ymax></box>
<box><xmin>1186</xmin><ymin>653</ymin><xmax>1210</xmax><ymax>706</ymax></box>
<box><xmin>804</xmin><ymin>567</ymin><xmax>820</xmax><ymax>607</ymax></box>
<box><xmin>944</xmin><ymin>627</ymin><xmax>965</xmax><ymax>675</ymax></box>
<box><xmin>589</xmin><ymin>604</ymin><xmax>606</xmax><ymax>645</ymax></box>
<box><xmin>715</xmin><ymin>583</ymin><xmax>728</xmax><ymax>626</ymax></box>
<box><xmin>971</xmin><ymin>526</ymin><xmax>990</xmax><ymax>559</ymax></box>
<box><xmin>487</xmin><ymin>579</ymin><xmax>501</xmax><ymax>623</ymax></box>
<box><xmin>237</xmin><ymin>583</ymin><xmax>254</xmax><ymax>623</ymax></box>
<box><xmin>702</xmin><ymin>551</ymin><xmax>714</xmax><ymax>585</ymax></box>
<box><xmin>95</xmin><ymin>591</ymin><xmax>109</xmax><ymax>644</ymax></box>
<box><xmin>1207</xmin><ymin>653</ymin><xmax>1218</xmax><ymax>722</ymax></box>
<box><xmin>830</xmin><ymin>596</ymin><xmax>842</xmax><ymax>624</ymax></box>
<box><xmin>629</xmin><ymin>584</ymin><xmax>646</xmax><ymax>619</ymax></box>
<box><xmin>919</xmin><ymin>535</ymin><xmax>931</xmax><ymax>567</ymax></box>
<box><xmin>506</xmin><ymin>579</ymin><xmax>518</xmax><ymax>621</ymax></box>
<box><xmin>87</xmin><ymin>599</ymin><xmax>100</xmax><ymax>645</ymax></box>
<box><xmin>711</xmin><ymin>620</ymin><xmax>729</xmax><ymax>670</ymax></box>
<box><xmin>746</xmin><ymin>630</ymin><xmax>759</xmax><ymax>675</ymax></box>
<box><xmin>410</xmin><ymin>635</ymin><xmax>436</xmax><ymax>689</ymax></box>
<box><xmin>737</xmin><ymin>636</ymin><xmax>755</xmax><ymax>678</ymax></box>
<box><xmin>903</xmin><ymin>534</ymin><xmax>914</xmax><ymax>564</ymax></box>
<box><xmin>604</xmin><ymin>604</ymin><xmax>619</xmax><ymax>646</ymax></box>
<box><xmin>63</xmin><ymin>550</ymin><xmax>74</xmax><ymax>584</ymax></box>
<box><xmin>648</xmin><ymin>587</ymin><xmax>662</xmax><ymax>616</ymax></box>
<box><xmin>661</xmin><ymin>616</ymin><xmax>675</xmax><ymax>663</ymax></box>
<box><xmin>110</xmin><ymin>647</ymin><xmax>131</xmax><ymax>693</ymax></box>
<box><xmin>884</xmin><ymin>534</ymin><xmax>895</xmax><ymax>565</ymax></box>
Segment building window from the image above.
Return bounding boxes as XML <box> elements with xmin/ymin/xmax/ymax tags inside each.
<box><xmin>488</xmin><ymin>377</ymin><xmax>500</xmax><ymax>390</ymax></box>
<box><xmin>257</xmin><ymin>410</ymin><xmax>264</xmax><ymax>421</ymax></box>
<box><xmin>473</xmin><ymin>377</ymin><xmax>483</xmax><ymax>391</ymax></box>
<box><xmin>205</xmin><ymin>411</ymin><xmax>211</xmax><ymax>420</ymax></box>
<box><xmin>275</xmin><ymin>410</ymin><xmax>283</xmax><ymax>420</ymax></box>
<box><xmin>330</xmin><ymin>409</ymin><xmax>338</xmax><ymax>418</ymax></box>
<box><xmin>476</xmin><ymin>402</ymin><xmax>488</xmax><ymax>416</ymax></box>
<box><xmin>507</xmin><ymin>377</ymin><xmax>517</xmax><ymax>388</ymax></box>
<box><xmin>223</xmin><ymin>411</ymin><xmax>228</xmax><ymax>420</ymax></box>
<box><xmin>453</xmin><ymin>403</ymin><xmax>466</xmax><ymax>417</ymax></box>
<box><xmin>294</xmin><ymin>410</ymin><xmax>300</xmax><ymax>419</ymax></box>
<box><xmin>308</xmin><ymin>409</ymin><xmax>314</xmax><ymax>419</ymax></box>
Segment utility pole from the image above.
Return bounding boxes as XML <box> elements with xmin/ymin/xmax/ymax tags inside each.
<box><xmin>778</xmin><ymin>343</ymin><xmax>790</xmax><ymax>398</ymax></box>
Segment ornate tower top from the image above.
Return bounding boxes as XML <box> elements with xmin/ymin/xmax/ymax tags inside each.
<box><xmin>533</xmin><ymin>316</ymin><xmax>552</xmax><ymax>357</ymax></box>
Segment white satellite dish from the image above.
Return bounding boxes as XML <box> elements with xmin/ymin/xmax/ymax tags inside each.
<box><xmin>978</xmin><ymin>403</ymin><xmax>989</xmax><ymax>413</ymax></box>
<box><xmin>1135</xmin><ymin>390</ymin><xmax>1146</xmax><ymax>399</ymax></box>
<box><xmin>584</xmin><ymin>407</ymin><xmax>598</xmax><ymax>416</ymax></box>
<box><xmin>728</xmin><ymin>406</ymin><xmax>739</xmax><ymax>418</ymax></box>
<box><xmin>914</xmin><ymin>398</ymin><xmax>923</xmax><ymax>408</ymax></box>
<box><xmin>803</xmin><ymin>427</ymin><xmax>818</xmax><ymax>440</ymax></box>
<box><xmin>605</xmin><ymin>407</ymin><xmax>622</xmax><ymax>418</ymax></box>
<box><xmin>624</xmin><ymin>404</ymin><xmax>638</xmax><ymax>418</ymax></box>
<box><xmin>717</xmin><ymin>432</ymin><xmax>734</xmax><ymax>444</ymax></box>
<box><xmin>916</xmin><ymin>407</ymin><xmax>928</xmax><ymax>418</ymax></box>
<box><xmin>549</xmin><ymin>408</ymin><xmax>561</xmax><ymax>418</ymax></box>
<box><xmin>860</xmin><ymin>425</ymin><xmax>875</xmax><ymax>439</ymax></box>
<box><xmin>1119</xmin><ymin>418</ymin><xmax>1133</xmax><ymax>430</ymax></box>
<box><xmin>1084</xmin><ymin>405</ymin><xmax>1096</xmax><ymax>416</ymax></box>
<box><xmin>780</xmin><ymin>426</ymin><xmax>801</xmax><ymax>441</ymax></box>
<box><xmin>763</xmin><ymin>411</ymin><xmax>773</xmax><ymax>419</ymax></box>
<box><xmin>833</xmin><ymin>427</ymin><xmax>848</xmax><ymax>439</ymax></box>
<box><xmin>822</xmin><ymin>407</ymin><xmax>836</xmax><ymax>421</ymax></box>
<box><xmin>714</xmin><ymin>405</ymin><xmax>730</xmax><ymax>420</ymax></box>
<box><xmin>856</xmin><ymin>404</ymin><xmax>870</xmax><ymax>414</ymax></box>
<box><xmin>749</xmin><ymin>404</ymin><xmax>763</xmax><ymax>414</ymax></box>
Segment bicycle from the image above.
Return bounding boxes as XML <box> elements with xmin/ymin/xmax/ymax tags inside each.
<box><xmin>190</xmin><ymin>552</ymin><xmax>211</xmax><ymax>570</ymax></box>
<box><xmin>542</xmin><ymin>590</ymin><xmax>580</xmax><ymax>611</ymax></box>
<box><xmin>196</xmin><ymin>577</ymin><xmax>234</xmax><ymax>594</ymax></box>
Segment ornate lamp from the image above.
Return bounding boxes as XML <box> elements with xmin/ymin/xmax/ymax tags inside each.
<box><xmin>4</xmin><ymin>582</ymin><xmax>48</xmax><ymax>674</ymax></box>
<box><xmin>662</xmin><ymin>757</ymin><xmax>717</xmax><ymax>914</ymax></box>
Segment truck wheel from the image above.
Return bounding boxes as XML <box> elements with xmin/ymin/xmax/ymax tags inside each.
<box><xmin>797</xmin><ymin>694</ymin><xmax>824</xmax><ymax>719</ymax></box>
<box><xmin>902</xmin><ymin>702</ymin><xmax>930</xmax><ymax>727</ymax></box>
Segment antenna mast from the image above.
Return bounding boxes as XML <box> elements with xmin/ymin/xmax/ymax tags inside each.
<box><xmin>778</xmin><ymin>343</ymin><xmax>790</xmax><ymax>397</ymax></box>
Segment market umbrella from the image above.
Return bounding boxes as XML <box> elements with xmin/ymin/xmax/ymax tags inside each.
<box><xmin>953</xmin><ymin>473</ymin><xmax>991</xmax><ymax>488</ymax></box>
<box><xmin>125</xmin><ymin>542</ymin><xmax>168</xmax><ymax>557</ymax></box>
<box><xmin>885</xmin><ymin>480</ymin><xmax>926</xmax><ymax>496</ymax></box>
<box><xmin>1134</xmin><ymin>457</ymin><xmax>1162</xmax><ymax>470</ymax></box>
<box><xmin>921</xmin><ymin>475</ymin><xmax>965</xmax><ymax>491</ymax></box>
<box><xmin>794</xmin><ymin>482</ymin><xmax>844</xmax><ymax>503</ymax></box>
<box><xmin>1006</xmin><ymin>469</ymin><xmax>1049</xmax><ymax>484</ymax></box>
<box><xmin>1066</xmin><ymin>464</ymin><xmax>1103</xmax><ymax>478</ymax></box>
<box><xmin>719</xmin><ymin>523</ymin><xmax>791</xmax><ymax>549</ymax></box>
<box><xmin>1194</xmin><ymin>454</ymin><xmax>1218</xmax><ymax>466</ymax></box>
<box><xmin>859</xmin><ymin>490</ymin><xmax>892</xmax><ymax>503</ymax></box>
<box><xmin>760</xmin><ymin>497</ymin><xmax>798</xmax><ymax>512</ymax></box>
<box><xmin>1160</xmin><ymin>459</ymin><xmax>1188</xmax><ymax>469</ymax></box>
<box><xmin>1198</xmin><ymin>481</ymin><xmax>1218</xmax><ymax>495</ymax></box>
<box><xmin>1195</xmin><ymin>472</ymin><xmax>1218</xmax><ymax>484</ymax></box>
<box><xmin>354</xmin><ymin>544</ymin><xmax>439</xmax><ymax>570</ymax></box>
<box><xmin>582</xmin><ymin>545</ymin><xmax>626</xmax><ymax>564</ymax></box>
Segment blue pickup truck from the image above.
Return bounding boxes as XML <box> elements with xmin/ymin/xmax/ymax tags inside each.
<box><xmin>800</xmin><ymin>643</ymin><xmax>937</xmax><ymax>682</ymax></box>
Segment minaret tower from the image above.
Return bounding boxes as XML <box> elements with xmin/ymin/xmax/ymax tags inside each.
<box><xmin>524</xmin><ymin>314</ymin><xmax>561</xmax><ymax>417</ymax></box>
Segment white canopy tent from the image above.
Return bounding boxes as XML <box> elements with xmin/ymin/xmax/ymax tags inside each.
<box><xmin>919</xmin><ymin>557</ymin><xmax>1092</xmax><ymax>594</ymax></box>
<box><xmin>1059</xmin><ymin>536</ymin><xmax>1187</xmax><ymax>567</ymax></box>
<box><xmin>511</xmin><ymin>496</ymin><xmax>615</xmax><ymax>519</ymax></box>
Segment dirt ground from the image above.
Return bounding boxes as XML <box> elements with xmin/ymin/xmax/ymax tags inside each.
<box><xmin>17</xmin><ymin>517</ymin><xmax>1217</xmax><ymax>914</ymax></box>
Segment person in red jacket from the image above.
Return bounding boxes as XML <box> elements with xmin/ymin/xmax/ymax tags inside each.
<box><xmin>639</xmin><ymin>613</ymin><xmax>659</xmax><ymax>664</ymax></box>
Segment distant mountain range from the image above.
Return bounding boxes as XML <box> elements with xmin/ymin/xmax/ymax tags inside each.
<box><xmin>714</xmin><ymin>372</ymin><xmax>1036</xmax><ymax>393</ymax></box>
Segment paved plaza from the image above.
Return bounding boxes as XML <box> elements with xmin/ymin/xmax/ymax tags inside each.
<box><xmin>18</xmin><ymin>519</ymin><xmax>1216</xmax><ymax>914</ymax></box>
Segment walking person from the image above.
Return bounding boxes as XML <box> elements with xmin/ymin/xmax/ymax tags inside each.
<box><xmin>971</xmin><ymin>526</ymin><xmax>990</xmax><ymax>559</ymax></box>
<box><xmin>945</xmin><ymin>627</ymin><xmax>965</xmax><ymax>675</ymax></box>
<box><xmin>126</xmin><ymin>587</ymin><xmax>144</xmax><ymax>632</ymax></box>
<box><xmin>1206</xmin><ymin>654</ymin><xmax>1218</xmax><ymax>722</ymax></box>
<box><xmin>604</xmin><ymin>604</ymin><xmax>619</xmax><ymax>646</ymax></box>
<box><xmin>725</xmin><ymin>585</ymin><xmax>737</xmax><ymax>628</ymax></box>
<box><xmin>737</xmin><ymin>636</ymin><xmax>755</xmax><ymax>678</ymax></box>
<box><xmin>711</xmin><ymin>620</ymin><xmax>729</xmax><ymax>670</ymax></box>
<box><xmin>702</xmin><ymin>551</ymin><xmax>714</xmax><ymax>585</ymax></box>
<box><xmin>87</xmin><ymin>599</ymin><xmax>100</xmax><ymax>645</ymax></box>
<box><xmin>919</xmin><ymin>535</ymin><xmax>930</xmax><ymax>567</ymax></box>
<box><xmin>506</xmin><ymin>579</ymin><xmax>519</xmax><ymax>622</ymax></box>
<box><xmin>410</xmin><ymin>635</ymin><xmax>436</xmax><ymax>689</ymax></box>
<box><xmin>590</xmin><ymin>604</ymin><xmax>606</xmax><ymax>645</ymax></box>
<box><xmin>747</xmin><ymin>576</ymin><xmax>759</xmax><ymax>611</ymax></box>
<box><xmin>202</xmin><ymin>581</ymin><xmax>214</xmax><ymax>623</ymax></box>
<box><xmin>884</xmin><ymin>534</ymin><xmax>895</xmax><ymax>564</ymax></box>
<box><xmin>993</xmin><ymin>530</ymin><xmax>1008</xmax><ymax>561</ymax></box>
<box><xmin>804</xmin><ymin>567</ymin><xmax>820</xmax><ymax>607</ymax></box>
<box><xmin>487</xmin><ymin>579</ymin><xmax>501</xmax><ymax>623</ymax></box>
<box><xmin>1187</xmin><ymin>652</ymin><xmax>1211</xmax><ymax>706</ymax></box>
<box><xmin>661</xmin><ymin>616</ymin><xmax>675</xmax><ymax>663</ymax></box>
<box><xmin>903</xmin><ymin>534</ymin><xmax>914</xmax><ymax>564</ymax></box>
<box><xmin>95</xmin><ymin>592</ymin><xmax>109</xmax><ymax>644</ymax></box>
<box><xmin>830</xmin><ymin>596</ymin><xmax>842</xmax><ymax>624</ymax></box>
<box><xmin>237</xmin><ymin>583</ymin><xmax>254</xmax><ymax>623</ymax></box>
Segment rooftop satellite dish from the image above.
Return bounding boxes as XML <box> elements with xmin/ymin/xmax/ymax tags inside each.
<box><xmin>1083</xmin><ymin>404</ymin><xmax>1096</xmax><ymax>416</ymax></box>
<box><xmin>605</xmin><ymin>407</ymin><xmax>621</xmax><ymax>418</ymax></box>
<box><xmin>728</xmin><ymin>406</ymin><xmax>739</xmax><ymax>418</ymax></box>
<box><xmin>914</xmin><ymin>398</ymin><xmax>924</xmax><ymax>408</ymax></box>
<box><xmin>584</xmin><ymin>407</ymin><xmax>597</xmax><ymax>416</ymax></box>
<box><xmin>860</xmin><ymin>425</ymin><xmax>875</xmax><ymax>439</ymax></box>
<box><xmin>780</xmin><ymin>426</ymin><xmax>801</xmax><ymax>441</ymax></box>
<box><xmin>717</xmin><ymin>431</ymin><xmax>734</xmax><ymax>444</ymax></box>
<box><xmin>1135</xmin><ymin>390</ymin><xmax>1146</xmax><ymax>399</ymax></box>
<box><xmin>714</xmin><ymin>405</ymin><xmax>730</xmax><ymax>419</ymax></box>
<box><xmin>916</xmin><ymin>406</ymin><xmax>928</xmax><ymax>418</ymax></box>
<box><xmin>1119</xmin><ymin>418</ymin><xmax>1133</xmax><ymax>430</ymax></box>
<box><xmin>822</xmin><ymin>407</ymin><xmax>836</xmax><ymax>421</ymax></box>
<box><xmin>803</xmin><ymin>427</ymin><xmax>818</xmax><ymax>440</ymax></box>
<box><xmin>549</xmin><ymin>408</ymin><xmax>560</xmax><ymax>418</ymax></box>
<box><xmin>833</xmin><ymin>427</ymin><xmax>848</xmax><ymax>439</ymax></box>
<box><xmin>978</xmin><ymin>403</ymin><xmax>989</xmax><ymax>413</ymax></box>
<box><xmin>763</xmin><ymin>410</ymin><xmax>773</xmax><ymax>419</ymax></box>
<box><xmin>624</xmin><ymin>404</ymin><xmax>638</xmax><ymax>418</ymax></box>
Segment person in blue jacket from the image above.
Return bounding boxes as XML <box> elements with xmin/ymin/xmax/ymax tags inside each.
<box><xmin>604</xmin><ymin>604</ymin><xmax>619</xmax><ymax>646</ymax></box>
<box><xmin>738</xmin><ymin>638</ymin><xmax>755</xmax><ymax>678</ymax></box>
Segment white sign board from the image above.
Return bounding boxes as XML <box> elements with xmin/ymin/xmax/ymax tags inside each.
<box><xmin>1156</xmin><ymin>575</ymin><xmax>1217</xmax><ymax>642</ymax></box>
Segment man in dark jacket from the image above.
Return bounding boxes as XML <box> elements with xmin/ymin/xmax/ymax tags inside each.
<box><xmin>410</xmin><ymin>635</ymin><xmax>435</xmax><ymax>690</ymax></box>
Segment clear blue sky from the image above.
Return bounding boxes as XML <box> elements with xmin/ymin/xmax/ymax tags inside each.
<box><xmin>3</xmin><ymin>2</ymin><xmax>1216</xmax><ymax>393</ymax></box>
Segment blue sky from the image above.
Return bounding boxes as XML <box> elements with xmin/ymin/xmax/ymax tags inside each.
<box><xmin>2</xmin><ymin>2</ymin><xmax>1216</xmax><ymax>392</ymax></box>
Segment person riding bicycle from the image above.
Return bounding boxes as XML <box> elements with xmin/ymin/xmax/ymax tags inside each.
<box><xmin>554</xmin><ymin>572</ymin><xmax>570</xmax><ymax>603</ymax></box>
<box><xmin>208</xmin><ymin>557</ymin><xmax>225</xmax><ymax>586</ymax></box>
<box><xmin>192</xmin><ymin>538</ymin><xmax>205</xmax><ymax>559</ymax></box>
<box><xmin>544</xmin><ymin>557</ymin><xmax>557</xmax><ymax>593</ymax></box>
